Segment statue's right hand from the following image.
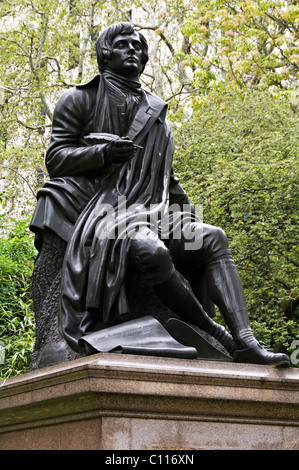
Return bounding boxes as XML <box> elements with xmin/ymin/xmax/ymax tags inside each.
<box><xmin>106</xmin><ymin>138</ymin><xmax>137</xmax><ymax>164</ymax></box>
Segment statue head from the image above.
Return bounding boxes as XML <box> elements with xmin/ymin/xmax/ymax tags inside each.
<box><xmin>96</xmin><ymin>22</ymin><xmax>149</xmax><ymax>78</ymax></box>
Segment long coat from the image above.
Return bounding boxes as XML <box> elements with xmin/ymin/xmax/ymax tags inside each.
<box><xmin>30</xmin><ymin>74</ymin><xmax>198</xmax><ymax>353</ymax></box>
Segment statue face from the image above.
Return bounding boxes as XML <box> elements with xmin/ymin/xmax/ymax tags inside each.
<box><xmin>105</xmin><ymin>31</ymin><xmax>144</xmax><ymax>79</ymax></box>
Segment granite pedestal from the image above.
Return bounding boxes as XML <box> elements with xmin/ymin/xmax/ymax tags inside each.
<box><xmin>0</xmin><ymin>354</ymin><xmax>298</xmax><ymax>450</ymax></box>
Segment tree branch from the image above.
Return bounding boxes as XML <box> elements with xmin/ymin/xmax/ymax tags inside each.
<box><xmin>16</xmin><ymin>119</ymin><xmax>52</xmax><ymax>131</ymax></box>
<box><xmin>41</xmin><ymin>56</ymin><xmax>75</xmax><ymax>87</ymax></box>
<box><xmin>0</xmin><ymin>166</ymin><xmax>36</xmax><ymax>198</ymax></box>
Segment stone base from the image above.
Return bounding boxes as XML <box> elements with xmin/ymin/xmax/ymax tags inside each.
<box><xmin>0</xmin><ymin>354</ymin><xmax>299</xmax><ymax>450</ymax></box>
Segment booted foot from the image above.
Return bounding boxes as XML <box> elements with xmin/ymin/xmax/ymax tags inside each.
<box><xmin>211</xmin><ymin>324</ymin><xmax>235</xmax><ymax>356</ymax></box>
<box><xmin>234</xmin><ymin>341</ymin><xmax>290</xmax><ymax>368</ymax></box>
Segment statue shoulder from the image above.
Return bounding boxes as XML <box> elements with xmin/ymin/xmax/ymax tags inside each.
<box><xmin>143</xmin><ymin>89</ymin><xmax>167</xmax><ymax>109</ymax></box>
<box><xmin>54</xmin><ymin>77</ymin><xmax>100</xmax><ymax>113</ymax></box>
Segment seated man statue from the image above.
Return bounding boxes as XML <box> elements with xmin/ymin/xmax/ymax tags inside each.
<box><xmin>30</xmin><ymin>22</ymin><xmax>290</xmax><ymax>367</ymax></box>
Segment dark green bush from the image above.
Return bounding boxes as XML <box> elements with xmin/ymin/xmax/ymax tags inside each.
<box><xmin>0</xmin><ymin>217</ymin><xmax>36</xmax><ymax>378</ymax></box>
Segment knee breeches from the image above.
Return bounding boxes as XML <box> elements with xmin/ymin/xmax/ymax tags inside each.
<box><xmin>129</xmin><ymin>223</ymin><xmax>232</xmax><ymax>286</ymax></box>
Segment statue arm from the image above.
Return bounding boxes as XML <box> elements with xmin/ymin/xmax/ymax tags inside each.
<box><xmin>46</xmin><ymin>89</ymin><xmax>111</xmax><ymax>178</ymax></box>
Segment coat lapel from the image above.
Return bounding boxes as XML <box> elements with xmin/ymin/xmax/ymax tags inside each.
<box><xmin>126</xmin><ymin>90</ymin><xmax>167</xmax><ymax>144</ymax></box>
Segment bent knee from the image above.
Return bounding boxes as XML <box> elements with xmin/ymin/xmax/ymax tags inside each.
<box><xmin>211</xmin><ymin>226</ymin><xmax>228</xmax><ymax>245</ymax></box>
<box><xmin>203</xmin><ymin>224</ymin><xmax>228</xmax><ymax>245</ymax></box>
<box><xmin>130</xmin><ymin>237</ymin><xmax>174</xmax><ymax>285</ymax></box>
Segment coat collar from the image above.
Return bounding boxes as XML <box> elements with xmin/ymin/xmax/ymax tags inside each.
<box><xmin>126</xmin><ymin>89</ymin><xmax>167</xmax><ymax>144</ymax></box>
<box><xmin>77</xmin><ymin>75</ymin><xmax>168</xmax><ymax>143</ymax></box>
<box><xmin>76</xmin><ymin>74</ymin><xmax>101</xmax><ymax>89</ymax></box>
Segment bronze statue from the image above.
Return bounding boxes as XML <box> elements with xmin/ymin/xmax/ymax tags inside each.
<box><xmin>30</xmin><ymin>22</ymin><xmax>290</xmax><ymax>368</ymax></box>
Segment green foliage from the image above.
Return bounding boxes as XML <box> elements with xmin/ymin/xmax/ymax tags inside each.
<box><xmin>173</xmin><ymin>89</ymin><xmax>299</xmax><ymax>354</ymax></box>
<box><xmin>0</xmin><ymin>217</ymin><xmax>36</xmax><ymax>378</ymax></box>
<box><xmin>181</xmin><ymin>0</ymin><xmax>299</xmax><ymax>92</ymax></box>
